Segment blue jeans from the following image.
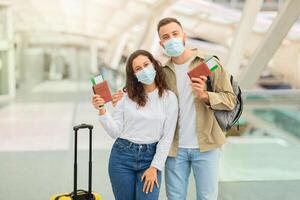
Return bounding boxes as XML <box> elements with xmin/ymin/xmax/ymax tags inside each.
<box><xmin>109</xmin><ymin>138</ymin><xmax>161</xmax><ymax>200</ymax></box>
<box><xmin>165</xmin><ymin>148</ymin><xmax>220</xmax><ymax>200</ymax></box>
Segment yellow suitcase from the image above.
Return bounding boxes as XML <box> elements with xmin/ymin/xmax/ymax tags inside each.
<box><xmin>50</xmin><ymin>124</ymin><xmax>102</xmax><ymax>200</ymax></box>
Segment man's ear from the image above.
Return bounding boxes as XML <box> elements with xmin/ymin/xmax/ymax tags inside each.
<box><xmin>183</xmin><ymin>33</ymin><xmax>187</xmax><ymax>46</ymax></box>
<box><xmin>159</xmin><ymin>40</ymin><xmax>164</xmax><ymax>48</ymax></box>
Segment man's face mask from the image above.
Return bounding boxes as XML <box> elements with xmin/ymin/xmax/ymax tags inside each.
<box><xmin>163</xmin><ymin>37</ymin><xmax>185</xmax><ymax>57</ymax></box>
<box><xmin>135</xmin><ymin>64</ymin><xmax>157</xmax><ymax>85</ymax></box>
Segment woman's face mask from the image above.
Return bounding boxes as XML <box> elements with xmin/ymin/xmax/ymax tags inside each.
<box><xmin>135</xmin><ymin>64</ymin><xmax>157</xmax><ymax>85</ymax></box>
<box><xmin>163</xmin><ymin>37</ymin><xmax>185</xmax><ymax>57</ymax></box>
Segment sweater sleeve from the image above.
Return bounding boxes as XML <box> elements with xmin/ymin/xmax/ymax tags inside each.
<box><xmin>151</xmin><ymin>92</ymin><xmax>178</xmax><ymax>171</ymax></box>
<box><xmin>98</xmin><ymin>97</ymin><xmax>125</xmax><ymax>139</ymax></box>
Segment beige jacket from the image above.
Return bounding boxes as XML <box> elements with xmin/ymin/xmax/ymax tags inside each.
<box><xmin>162</xmin><ymin>49</ymin><xmax>236</xmax><ymax>157</ymax></box>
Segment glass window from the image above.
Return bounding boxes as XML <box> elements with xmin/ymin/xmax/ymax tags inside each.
<box><xmin>221</xmin><ymin>92</ymin><xmax>300</xmax><ymax>182</ymax></box>
<box><xmin>0</xmin><ymin>7</ymin><xmax>6</xmax><ymax>39</ymax></box>
<box><xmin>0</xmin><ymin>51</ymin><xmax>8</xmax><ymax>94</ymax></box>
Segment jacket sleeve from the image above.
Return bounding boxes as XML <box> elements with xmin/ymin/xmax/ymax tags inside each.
<box><xmin>207</xmin><ymin>58</ymin><xmax>236</xmax><ymax>111</ymax></box>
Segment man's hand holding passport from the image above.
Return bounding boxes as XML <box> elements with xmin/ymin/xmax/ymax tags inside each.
<box><xmin>187</xmin><ymin>57</ymin><xmax>219</xmax><ymax>103</ymax></box>
<box><xmin>187</xmin><ymin>57</ymin><xmax>219</xmax><ymax>81</ymax></box>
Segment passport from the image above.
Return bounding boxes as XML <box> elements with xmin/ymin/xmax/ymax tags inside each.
<box><xmin>92</xmin><ymin>80</ymin><xmax>113</xmax><ymax>103</ymax></box>
<box><xmin>187</xmin><ymin>62</ymin><xmax>211</xmax><ymax>82</ymax></box>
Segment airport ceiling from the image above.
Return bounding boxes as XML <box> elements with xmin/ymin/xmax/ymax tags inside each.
<box><xmin>9</xmin><ymin>0</ymin><xmax>171</xmax><ymax>40</ymax></box>
<box><xmin>0</xmin><ymin>0</ymin><xmax>298</xmax><ymax>49</ymax></box>
<box><xmin>4</xmin><ymin>0</ymin><xmax>298</xmax><ymax>45</ymax></box>
<box><xmin>1</xmin><ymin>0</ymin><xmax>300</xmax><ymax>87</ymax></box>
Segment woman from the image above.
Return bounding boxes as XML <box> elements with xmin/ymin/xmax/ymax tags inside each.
<box><xmin>92</xmin><ymin>50</ymin><xmax>178</xmax><ymax>200</ymax></box>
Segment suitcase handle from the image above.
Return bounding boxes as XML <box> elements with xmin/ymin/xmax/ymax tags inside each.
<box><xmin>73</xmin><ymin>123</ymin><xmax>93</xmax><ymax>200</ymax></box>
<box><xmin>73</xmin><ymin>123</ymin><xmax>93</xmax><ymax>131</ymax></box>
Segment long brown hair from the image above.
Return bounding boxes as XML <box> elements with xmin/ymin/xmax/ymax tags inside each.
<box><xmin>125</xmin><ymin>50</ymin><xmax>168</xmax><ymax>107</ymax></box>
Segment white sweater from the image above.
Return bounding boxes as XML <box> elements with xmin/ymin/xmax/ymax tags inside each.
<box><xmin>98</xmin><ymin>89</ymin><xmax>178</xmax><ymax>171</ymax></box>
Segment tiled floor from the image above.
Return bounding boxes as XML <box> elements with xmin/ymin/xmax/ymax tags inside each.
<box><xmin>0</xmin><ymin>102</ymin><xmax>74</xmax><ymax>151</ymax></box>
<box><xmin>1</xmin><ymin>80</ymin><xmax>300</xmax><ymax>200</ymax></box>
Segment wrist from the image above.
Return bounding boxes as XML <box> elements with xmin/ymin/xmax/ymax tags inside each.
<box><xmin>200</xmin><ymin>91</ymin><xmax>209</xmax><ymax>104</ymax></box>
<box><xmin>150</xmin><ymin>166</ymin><xmax>158</xmax><ymax>171</ymax></box>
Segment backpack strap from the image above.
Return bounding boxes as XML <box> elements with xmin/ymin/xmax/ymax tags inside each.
<box><xmin>206</xmin><ymin>76</ymin><xmax>213</xmax><ymax>92</ymax></box>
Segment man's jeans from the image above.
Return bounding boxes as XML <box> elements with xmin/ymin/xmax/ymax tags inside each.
<box><xmin>109</xmin><ymin>138</ymin><xmax>161</xmax><ymax>200</ymax></box>
<box><xmin>165</xmin><ymin>148</ymin><xmax>220</xmax><ymax>200</ymax></box>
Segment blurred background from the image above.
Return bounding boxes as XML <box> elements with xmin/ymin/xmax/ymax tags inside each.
<box><xmin>0</xmin><ymin>0</ymin><xmax>300</xmax><ymax>199</ymax></box>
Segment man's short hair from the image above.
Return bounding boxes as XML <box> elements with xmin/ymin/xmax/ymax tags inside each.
<box><xmin>157</xmin><ymin>17</ymin><xmax>182</xmax><ymax>33</ymax></box>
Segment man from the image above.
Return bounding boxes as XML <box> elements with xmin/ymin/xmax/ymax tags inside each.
<box><xmin>157</xmin><ymin>17</ymin><xmax>236</xmax><ymax>200</ymax></box>
<box><xmin>112</xmin><ymin>17</ymin><xmax>236</xmax><ymax>200</ymax></box>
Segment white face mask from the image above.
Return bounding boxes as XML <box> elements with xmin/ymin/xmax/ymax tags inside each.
<box><xmin>135</xmin><ymin>64</ymin><xmax>157</xmax><ymax>85</ymax></box>
<box><xmin>163</xmin><ymin>37</ymin><xmax>185</xmax><ymax>57</ymax></box>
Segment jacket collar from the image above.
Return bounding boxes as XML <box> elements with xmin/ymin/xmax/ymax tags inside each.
<box><xmin>163</xmin><ymin>48</ymin><xmax>205</xmax><ymax>71</ymax></box>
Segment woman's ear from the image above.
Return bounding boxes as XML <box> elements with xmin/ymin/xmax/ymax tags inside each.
<box><xmin>152</xmin><ymin>60</ymin><xmax>159</xmax><ymax>70</ymax></box>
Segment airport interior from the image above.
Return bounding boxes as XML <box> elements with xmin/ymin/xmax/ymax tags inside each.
<box><xmin>0</xmin><ymin>0</ymin><xmax>300</xmax><ymax>199</ymax></box>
